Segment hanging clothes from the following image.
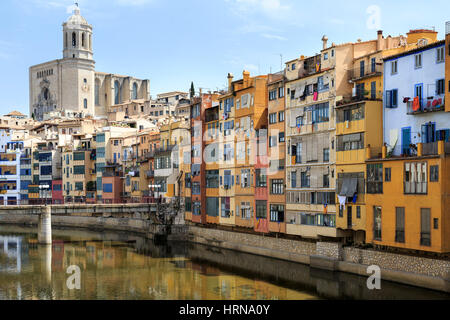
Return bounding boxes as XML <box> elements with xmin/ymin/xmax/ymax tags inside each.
<box><xmin>338</xmin><ymin>195</ymin><xmax>346</xmax><ymax>210</ymax></box>
<box><xmin>324</xmin><ymin>203</ymin><xmax>328</xmax><ymax>214</ymax></box>
<box><xmin>313</xmin><ymin>91</ymin><xmax>318</xmax><ymax>101</ymax></box>
<box><xmin>352</xmin><ymin>194</ymin><xmax>357</xmax><ymax>204</ymax></box>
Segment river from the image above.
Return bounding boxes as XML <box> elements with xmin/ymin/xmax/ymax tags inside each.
<box><xmin>0</xmin><ymin>225</ymin><xmax>448</xmax><ymax>300</ymax></box>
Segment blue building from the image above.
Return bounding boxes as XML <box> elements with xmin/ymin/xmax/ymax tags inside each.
<box><xmin>383</xmin><ymin>40</ymin><xmax>450</xmax><ymax>156</ymax></box>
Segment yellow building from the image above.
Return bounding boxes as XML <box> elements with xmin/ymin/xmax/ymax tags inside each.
<box><xmin>365</xmin><ymin>142</ymin><xmax>450</xmax><ymax>253</ymax></box>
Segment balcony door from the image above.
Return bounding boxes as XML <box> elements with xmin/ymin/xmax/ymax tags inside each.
<box><xmin>401</xmin><ymin>127</ymin><xmax>411</xmax><ymax>156</ymax></box>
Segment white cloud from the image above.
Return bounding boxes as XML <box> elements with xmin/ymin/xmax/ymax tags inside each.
<box><xmin>261</xmin><ymin>33</ymin><xmax>287</xmax><ymax>41</ymax></box>
<box><xmin>243</xmin><ymin>64</ymin><xmax>259</xmax><ymax>72</ymax></box>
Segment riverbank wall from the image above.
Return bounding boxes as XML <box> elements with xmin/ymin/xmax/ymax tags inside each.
<box><xmin>0</xmin><ymin>205</ymin><xmax>448</xmax><ymax>293</ymax></box>
<box><xmin>187</xmin><ymin>226</ymin><xmax>450</xmax><ymax>293</ymax></box>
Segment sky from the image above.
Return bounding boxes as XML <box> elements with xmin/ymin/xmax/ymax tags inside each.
<box><xmin>1</xmin><ymin>0</ymin><xmax>450</xmax><ymax>115</ymax></box>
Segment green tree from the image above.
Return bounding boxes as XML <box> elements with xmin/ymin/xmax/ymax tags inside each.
<box><xmin>190</xmin><ymin>82</ymin><xmax>195</xmax><ymax>98</ymax></box>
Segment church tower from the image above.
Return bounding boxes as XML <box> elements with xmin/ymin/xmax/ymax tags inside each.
<box><xmin>63</xmin><ymin>4</ymin><xmax>93</xmax><ymax>60</ymax></box>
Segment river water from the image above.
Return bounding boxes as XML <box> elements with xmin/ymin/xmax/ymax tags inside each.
<box><xmin>0</xmin><ymin>225</ymin><xmax>448</xmax><ymax>300</ymax></box>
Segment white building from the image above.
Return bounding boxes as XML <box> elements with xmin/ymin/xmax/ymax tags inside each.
<box><xmin>29</xmin><ymin>5</ymin><xmax>150</xmax><ymax>121</ymax></box>
<box><xmin>0</xmin><ymin>130</ymin><xmax>23</xmax><ymax>205</ymax></box>
<box><xmin>383</xmin><ymin>40</ymin><xmax>450</xmax><ymax>156</ymax></box>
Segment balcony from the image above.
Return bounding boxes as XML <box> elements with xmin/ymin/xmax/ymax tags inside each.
<box><xmin>297</xmin><ymin>56</ymin><xmax>322</xmax><ymax>79</ymax></box>
<box><xmin>337</xmin><ymin>90</ymin><xmax>382</xmax><ymax>107</ymax></box>
<box><xmin>146</xmin><ymin>170</ymin><xmax>155</xmax><ymax>178</ymax></box>
<box><xmin>406</xmin><ymin>97</ymin><xmax>445</xmax><ymax>115</ymax></box>
<box><xmin>348</xmin><ymin>64</ymin><xmax>383</xmax><ymax>82</ymax></box>
<box><xmin>422</xmin><ymin>142</ymin><xmax>438</xmax><ymax>156</ymax></box>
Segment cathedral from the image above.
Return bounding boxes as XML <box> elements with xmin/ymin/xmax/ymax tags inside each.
<box><xmin>29</xmin><ymin>5</ymin><xmax>150</xmax><ymax>121</ymax></box>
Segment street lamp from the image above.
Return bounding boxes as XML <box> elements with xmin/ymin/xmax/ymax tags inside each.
<box><xmin>39</xmin><ymin>184</ymin><xmax>50</xmax><ymax>206</ymax></box>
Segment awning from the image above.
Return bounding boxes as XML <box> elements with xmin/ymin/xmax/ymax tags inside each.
<box><xmin>339</xmin><ymin>178</ymin><xmax>358</xmax><ymax>197</ymax></box>
<box><xmin>289</xmin><ymin>108</ymin><xmax>305</xmax><ymax>127</ymax></box>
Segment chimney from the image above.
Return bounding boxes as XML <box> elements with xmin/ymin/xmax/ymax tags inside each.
<box><xmin>377</xmin><ymin>30</ymin><xmax>383</xmax><ymax>51</ymax></box>
<box><xmin>243</xmin><ymin>70</ymin><xmax>250</xmax><ymax>88</ymax></box>
<box><xmin>227</xmin><ymin>73</ymin><xmax>233</xmax><ymax>93</ymax></box>
<box><xmin>322</xmin><ymin>35</ymin><xmax>328</xmax><ymax>50</ymax></box>
<box><xmin>387</xmin><ymin>35</ymin><xmax>393</xmax><ymax>49</ymax></box>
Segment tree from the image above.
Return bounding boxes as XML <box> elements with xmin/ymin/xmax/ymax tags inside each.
<box><xmin>190</xmin><ymin>82</ymin><xmax>195</xmax><ymax>98</ymax></box>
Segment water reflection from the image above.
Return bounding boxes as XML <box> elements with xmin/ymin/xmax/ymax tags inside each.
<box><xmin>0</xmin><ymin>225</ymin><xmax>448</xmax><ymax>300</ymax></box>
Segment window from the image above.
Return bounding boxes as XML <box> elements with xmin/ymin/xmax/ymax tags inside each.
<box><xmin>270</xmin><ymin>205</ymin><xmax>284</xmax><ymax>222</ymax></box>
<box><xmin>311</xmin><ymin>102</ymin><xmax>329</xmax><ymax>123</ymax></box>
<box><xmin>436</xmin><ymin>79</ymin><xmax>445</xmax><ymax>95</ymax></box>
<box><xmin>271</xmin><ymin>179</ymin><xmax>284</xmax><ymax>194</ymax></box>
<box><xmin>114</xmin><ymin>81</ymin><xmax>120</xmax><ymax>105</ymax></box>
<box><xmin>385</xmin><ymin>89</ymin><xmax>398</xmax><ymax>108</ymax></box>
<box><xmin>185</xmin><ymin>197</ymin><xmax>192</xmax><ymax>212</ymax></box>
<box><xmin>255</xmin><ymin>201</ymin><xmax>267</xmax><ymax>219</ymax></box>
<box><xmin>278</xmin><ymin>111</ymin><xmax>285</xmax><ymax>122</ymax></box>
<box><xmin>192</xmin><ymin>202</ymin><xmax>201</xmax><ymax>216</ymax></box>
<box><xmin>72</xmin><ymin>32</ymin><xmax>76</xmax><ymax>47</ymax></box>
<box><xmin>356</xmin><ymin>206</ymin><xmax>361</xmax><ymax>219</ymax></box>
<box><xmin>367</xmin><ymin>164</ymin><xmax>383</xmax><ymax>194</ymax></box>
<box><xmin>395</xmin><ymin>207</ymin><xmax>405</xmax><ymax>243</ymax></box>
<box><xmin>420</xmin><ymin>208</ymin><xmax>431</xmax><ymax>246</ymax></box>
<box><xmin>337</xmin><ymin>133</ymin><xmax>364</xmax><ymax>151</ymax></box>
<box><xmin>279</xmin><ymin>132</ymin><xmax>285</xmax><ymax>143</ymax></box>
<box><xmin>373</xmin><ymin>206</ymin><xmax>382</xmax><ymax>240</ymax></box>
<box><xmin>240</xmin><ymin>202</ymin><xmax>252</xmax><ymax>219</ymax></box>
<box><xmin>221</xmin><ymin>197</ymin><xmax>231</xmax><ymax>218</ymax></box>
<box><xmin>269</xmin><ymin>90</ymin><xmax>277</xmax><ymax>101</ymax></box>
<box><xmin>269</xmin><ymin>136</ymin><xmax>277</xmax><ymax>148</ymax></box>
<box><xmin>223</xmin><ymin>170</ymin><xmax>233</xmax><ymax>189</ymax></box>
<box><xmin>291</xmin><ymin>63</ymin><xmax>296</xmax><ymax>70</ymax></box>
<box><xmin>255</xmin><ymin>169</ymin><xmax>267</xmax><ymax>187</ymax></box>
<box><xmin>301</xmin><ymin>171</ymin><xmax>310</xmax><ymax>188</ymax></box>
<box><xmin>437</xmin><ymin>47</ymin><xmax>445</xmax><ymax>63</ymax></box>
<box><xmin>415</xmin><ymin>53</ymin><xmax>422</xmax><ymax>68</ymax></box>
<box><xmin>385</xmin><ymin>167</ymin><xmax>391</xmax><ymax>182</ymax></box>
<box><xmin>206</xmin><ymin>197</ymin><xmax>219</xmax><ymax>217</ymax></box>
<box><xmin>278</xmin><ymin>87</ymin><xmax>284</xmax><ymax>98</ymax></box>
<box><xmin>430</xmin><ymin>165</ymin><xmax>439</xmax><ymax>182</ymax></box>
<box><xmin>75</xmin><ymin>182</ymin><xmax>84</xmax><ymax>191</ymax></box>
<box><xmin>192</xmin><ymin>182</ymin><xmax>201</xmax><ymax>195</ymax></box>
<box><xmin>269</xmin><ymin>113</ymin><xmax>277</xmax><ymax>124</ymax></box>
<box><xmin>323</xmin><ymin>174</ymin><xmax>330</xmax><ymax>188</ymax></box>
<box><xmin>206</xmin><ymin>170</ymin><xmax>219</xmax><ymax>188</ymax></box>
<box><xmin>240</xmin><ymin>169</ymin><xmax>251</xmax><ymax>188</ymax></box>
<box><xmin>391</xmin><ymin>60</ymin><xmax>398</xmax><ymax>74</ymax></box>
<box><xmin>296</xmin><ymin>116</ymin><xmax>303</xmax><ymax>127</ymax></box>
<box><xmin>434</xmin><ymin>218</ymin><xmax>439</xmax><ymax>230</ymax></box>
<box><xmin>404</xmin><ymin>162</ymin><xmax>427</xmax><ymax>194</ymax></box>
<box><xmin>73</xmin><ymin>165</ymin><xmax>85</xmax><ymax>175</ymax></box>
<box><xmin>324</xmin><ymin>52</ymin><xmax>328</xmax><ymax>60</ymax></box>
<box><xmin>132</xmin><ymin>82</ymin><xmax>138</xmax><ymax>100</ymax></box>
<box><xmin>291</xmin><ymin>171</ymin><xmax>297</xmax><ymax>188</ymax></box>
<box><xmin>323</xmin><ymin>148</ymin><xmax>329</xmax><ymax>162</ymax></box>
<box><xmin>371</xmin><ymin>57</ymin><xmax>376</xmax><ymax>73</ymax></box>
<box><xmin>103</xmin><ymin>183</ymin><xmax>113</xmax><ymax>193</ymax></box>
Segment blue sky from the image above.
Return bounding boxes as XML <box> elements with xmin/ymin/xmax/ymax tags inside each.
<box><xmin>1</xmin><ymin>0</ymin><xmax>450</xmax><ymax>115</ymax></box>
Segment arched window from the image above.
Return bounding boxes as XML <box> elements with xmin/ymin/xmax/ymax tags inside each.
<box><xmin>72</xmin><ymin>32</ymin><xmax>76</xmax><ymax>47</ymax></box>
<box><xmin>65</xmin><ymin>32</ymin><xmax>68</xmax><ymax>48</ymax></box>
<box><xmin>114</xmin><ymin>81</ymin><xmax>120</xmax><ymax>105</ymax></box>
<box><xmin>84</xmin><ymin>99</ymin><xmax>88</xmax><ymax>109</ymax></box>
<box><xmin>82</xmin><ymin>33</ymin><xmax>85</xmax><ymax>48</ymax></box>
<box><xmin>95</xmin><ymin>79</ymin><xmax>100</xmax><ymax>106</ymax></box>
<box><xmin>89</xmin><ymin>34</ymin><xmax>92</xmax><ymax>50</ymax></box>
<box><xmin>132</xmin><ymin>82</ymin><xmax>138</xmax><ymax>100</ymax></box>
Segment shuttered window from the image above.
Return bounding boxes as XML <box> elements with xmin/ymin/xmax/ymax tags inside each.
<box><xmin>395</xmin><ymin>207</ymin><xmax>405</xmax><ymax>243</ymax></box>
<box><xmin>420</xmin><ymin>208</ymin><xmax>431</xmax><ymax>246</ymax></box>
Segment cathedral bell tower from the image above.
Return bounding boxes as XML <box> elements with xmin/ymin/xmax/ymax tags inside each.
<box><xmin>63</xmin><ymin>4</ymin><xmax>93</xmax><ymax>60</ymax></box>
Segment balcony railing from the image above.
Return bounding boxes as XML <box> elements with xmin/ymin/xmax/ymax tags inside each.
<box><xmin>406</xmin><ymin>97</ymin><xmax>445</xmax><ymax>115</ymax></box>
<box><xmin>420</xmin><ymin>233</ymin><xmax>431</xmax><ymax>246</ymax></box>
<box><xmin>395</xmin><ymin>230</ymin><xmax>405</xmax><ymax>243</ymax></box>
<box><xmin>146</xmin><ymin>170</ymin><xmax>154</xmax><ymax>178</ymax></box>
<box><xmin>422</xmin><ymin>142</ymin><xmax>438</xmax><ymax>156</ymax></box>
<box><xmin>404</xmin><ymin>181</ymin><xmax>427</xmax><ymax>194</ymax></box>
<box><xmin>337</xmin><ymin>90</ymin><xmax>383</xmax><ymax>106</ymax></box>
<box><xmin>348</xmin><ymin>64</ymin><xmax>383</xmax><ymax>81</ymax></box>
